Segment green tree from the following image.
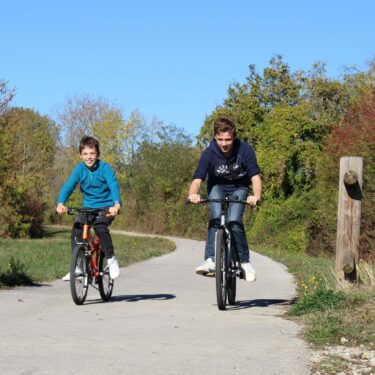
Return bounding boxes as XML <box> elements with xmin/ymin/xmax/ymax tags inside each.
<box><xmin>125</xmin><ymin>123</ymin><xmax>205</xmax><ymax>236</ymax></box>
<box><xmin>0</xmin><ymin>108</ymin><xmax>58</xmax><ymax>237</ymax></box>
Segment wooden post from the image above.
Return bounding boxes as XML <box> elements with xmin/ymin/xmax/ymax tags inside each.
<box><xmin>335</xmin><ymin>156</ymin><xmax>363</xmax><ymax>285</ymax></box>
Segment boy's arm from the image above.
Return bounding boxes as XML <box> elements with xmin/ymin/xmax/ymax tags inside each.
<box><xmin>104</xmin><ymin>164</ymin><xmax>121</xmax><ymax>216</ymax></box>
<box><xmin>56</xmin><ymin>166</ymin><xmax>81</xmax><ymax>213</ymax></box>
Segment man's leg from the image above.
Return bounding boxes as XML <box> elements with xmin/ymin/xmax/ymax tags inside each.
<box><xmin>205</xmin><ymin>185</ymin><xmax>225</xmax><ymax>261</ymax></box>
<box><xmin>228</xmin><ymin>189</ymin><xmax>256</xmax><ymax>282</ymax></box>
<box><xmin>196</xmin><ymin>185</ymin><xmax>224</xmax><ymax>275</ymax></box>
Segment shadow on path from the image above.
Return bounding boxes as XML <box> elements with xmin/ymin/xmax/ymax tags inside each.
<box><xmin>83</xmin><ymin>293</ymin><xmax>176</xmax><ymax>305</ymax></box>
<box><xmin>226</xmin><ymin>298</ymin><xmax>291</xmax><ymax>311</ymax></box>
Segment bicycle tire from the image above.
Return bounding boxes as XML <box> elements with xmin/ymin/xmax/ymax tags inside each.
<box><xmin>215</xmin><ymin>228</ymin><xmax>227</xmax><ymax>310</ymax></box>
<box><xmin>98</xmin><ymin>252</ymin><xmax>114</xmax><ymax>301</ymax></box>
<box><xmin>227</xmin><ymin>244</ymin><xmax>237</xmax><ymax>305</ymax></box>
<box><xmin>70</xmin><ymin>245</ymin><xmax>89</xmax><ymax>305</ymax></box>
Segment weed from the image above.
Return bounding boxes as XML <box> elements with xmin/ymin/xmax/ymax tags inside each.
<box><xmin>289</xmin><ymin>276</ymin><xmax>347</xmax><ymax>316</ymax></box>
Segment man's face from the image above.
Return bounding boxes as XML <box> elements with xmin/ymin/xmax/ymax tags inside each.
<box><xmin>80</xmin><ymin>146</ymin><xmax>98</xmax><ymax>169</ymax></box>
<box><xmin>215</xmin><ymin>131</ymin><xmax>234</xmax><ymax>156</ymax></box>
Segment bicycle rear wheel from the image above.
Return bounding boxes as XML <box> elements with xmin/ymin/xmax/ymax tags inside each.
<box><xmin>98</xmin><ymin>252</ymin><xmax>114</xmax><ymax>301</ymax></box>
<box><xmin>227</xmin><ymin>246</ymin><xmax>237</xmax><ymax>305</ymax></box>
<box><xmin>215</xmin><ymin>228</ymin><xmax>227</xmax><ymax>310</ymax></box>
<box><xmin>70</xmin><ymin>245</ymin><xmax>89</xmax><ymax>305</ymax></box>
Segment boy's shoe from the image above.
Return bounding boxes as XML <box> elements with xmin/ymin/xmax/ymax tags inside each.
<box><xmin>62</xmin><ymin>266</ymin><xmax>82</xmax><ymax>282</ymax></box>
<box><xmin>107</xmin><ymin>256</ymin><xmax>120</xmax><ymax>279</ymax></box>
<box><xmin>196</xmin><ymin>258</ymin><xmax>215</xmax><ymax>275</ymax></box>
<box><xmin>240</xmin><ymin>262</ymin><xmax>256</xmax><ymax>282</ymax></box>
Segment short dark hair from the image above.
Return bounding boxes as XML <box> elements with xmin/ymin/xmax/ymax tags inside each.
<box><xmin>79</xmin><ymin>136</ymin><xmax>100</xmax><ymax>156</ymax></box>
<box><xmin>213</xmin><ymin>115</ymin><xmax>236</xmax><ymax>137</ymax></box>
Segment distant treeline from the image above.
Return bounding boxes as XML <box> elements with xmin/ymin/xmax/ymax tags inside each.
<box><xmin>1</xmin><ymin>55</ymin><xmax>374</xmax><ymax>260</ymax></box>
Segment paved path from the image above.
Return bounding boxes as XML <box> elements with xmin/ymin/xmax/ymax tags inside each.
<box><xmin>0</xmin><ymin>233</ymin><xmax>311</xmax><ymax>374</ymax></box>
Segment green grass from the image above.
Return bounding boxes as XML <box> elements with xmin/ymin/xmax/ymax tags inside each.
<box><xmin>0</xmin><ymin>226</ymin><xmax>175</xmax><ymax>287</ymax></box>
<box><xmin>254</xmin><ymin>244</ymin><xmax>375</xmax><ymax>349</ymax></box>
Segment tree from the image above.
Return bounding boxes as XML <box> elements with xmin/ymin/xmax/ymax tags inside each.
<box><xmin>311</xmin><ymin>92</ymin><xmax>375</xmax><ymax>260</ymax></box>
<box><xmin>0</xmin><ymin>108</ymin><xmax>58</xmax><ymax>237</ymax></box>
<box><xmin>124</xmin><ymin>123</ymin><xmax>205</xmax><ymax>235</ymax></box>
<box><xmin>0</xmin><ymin>80</ymin><xmax>15</xmax><ymax>115</ymax></box>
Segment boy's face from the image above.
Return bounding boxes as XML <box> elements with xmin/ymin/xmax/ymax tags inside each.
<box><xmin>215</xmin><ymin>130</ymin><xmax>234</xmax><ymax>157</ymax></box>
<box><xmin>80</xmin><ymin>146</ymin><xmax>98</xmax><ymax>169</ymax></box>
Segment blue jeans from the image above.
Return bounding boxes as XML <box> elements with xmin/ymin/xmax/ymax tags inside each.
<box><xmin>205</xmin><ymin>185</ymin><xmax>250</xmax><ymax>263</ymax></box>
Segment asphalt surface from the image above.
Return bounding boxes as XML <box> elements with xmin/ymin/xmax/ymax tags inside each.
<box><xmin>0</xmin><ymin>233</ymin><xmax>311</xmax><ymax>375</ymax></box>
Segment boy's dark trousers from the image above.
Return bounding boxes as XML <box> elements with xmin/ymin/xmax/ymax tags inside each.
<box><xmin>71</xmin><ymin>211</ymin><xmax>115</xmax><ymax>259</ymax></box>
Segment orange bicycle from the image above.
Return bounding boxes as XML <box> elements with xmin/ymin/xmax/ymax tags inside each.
<box><xmin>67</xmin><ymin>207</ymin><xmax>114</xmax><ymax>305</ymax></box>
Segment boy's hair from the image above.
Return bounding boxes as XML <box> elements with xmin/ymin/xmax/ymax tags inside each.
<box><xmin>214</xmin><ymin>115</ymin><xmax>236</xmax><ymax>137</ymax></box>
<box><xmin>79</xmin><ymin>136</ymin><xmax>100</xmax><ymax>156</ymax></box>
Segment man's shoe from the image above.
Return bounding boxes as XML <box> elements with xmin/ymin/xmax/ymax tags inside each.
<box><xmin>107</xmin><ymin>256</ymin><xmax>120</xmax><ymax>279</ymax></box>
<box><xmin>62</xmin><ymin>272</ymin><xmax>70</xmax><ymax>281</ymax></box>
<box><xmin>196</xmin><ymin>258</ymin><xmax>215</xmax><ymax>275</ymax></box>
<box><xmin>240</xmin><ymin>262</ymin><xmax>256</xmax><ymax>282</ymax></box>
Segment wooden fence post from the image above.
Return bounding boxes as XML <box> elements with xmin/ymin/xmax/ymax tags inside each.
<box><xmin>335</xmin><ymin>156</ymin><xmax>363</xmax><ymax>285</ymax></box>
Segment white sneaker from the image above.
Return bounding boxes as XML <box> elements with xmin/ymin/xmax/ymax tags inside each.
<box><xmin>107</xmin><ymin>256</ymin><xmax>120</xmax><ymax>279</ymax></box>
<box><xmin>241</xmin><ymin>262</ymin><xmax>256</xmax><ymax>282</ymax></box>
<box><xmin>196</xmin><ymin>258</ymin><xmax>215</xmax><ymax>275</ymax></box>
<box><xmin>62</xmin><ymin>266</ymin><xmax>82</xmax><ymax>281</ymax></box>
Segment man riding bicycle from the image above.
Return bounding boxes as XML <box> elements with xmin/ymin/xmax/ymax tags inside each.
<box><xmin>188</xmin><ymin>115</ymin><xmax>262</xmax><ymax>281</ymax></box>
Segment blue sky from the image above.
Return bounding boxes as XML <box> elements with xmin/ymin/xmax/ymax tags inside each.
<box><xmin>1</xmin><ymin>0</ymin><xmax>374</xmax><ymax>136</ymax></box>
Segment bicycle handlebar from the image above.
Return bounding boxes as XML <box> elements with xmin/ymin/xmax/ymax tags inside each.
<box><xmin>186</xmin><ymin>198</ymin><xmax>262</xmax><ymax>206</ymax></box>
<box><xmin>66</xmin><ymin>207</ymin><xmax>109</xmax><ymax>215</ymax></box>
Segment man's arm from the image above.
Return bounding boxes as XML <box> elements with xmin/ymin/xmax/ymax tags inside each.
<box><xmin>188</xmin><ymin>178</ymin><xmax>202</xmax><ymax>204</ymax></box>
<box><xmin>247</xmin><ymin>174</ymin><xmax>262</xmax><ymax>206</ymax></box>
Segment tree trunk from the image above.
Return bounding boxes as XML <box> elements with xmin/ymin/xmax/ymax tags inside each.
<box><xmin>335</xmin><ymin>156</ymin><xmax>363</xmax><ymax>286</ymax></box>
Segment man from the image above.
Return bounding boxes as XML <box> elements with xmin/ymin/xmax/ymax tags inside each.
<box><xmin>188</xmin><ymin>115</ymin><xmax>262</xmax><ymax>281</ymax></box>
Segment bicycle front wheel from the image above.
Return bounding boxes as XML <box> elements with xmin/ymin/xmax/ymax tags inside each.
<box><xmin>70</xmin><ymin>245</ymin><xmax>89</xmax><ymax>305</ymax></box>
<box><xmin>215</xmin><ymin>228</ymin><xmax>227</xmax><ymax>310</ymax></box>
<box><xmin>227</xmin><ymin>246</ymin><xmax>237</xmax><ymax>305</ymax></box>
<box><xmin>98</xmin><ymin>252</ymin><xmax>114</xmax><ymax>301</ymax></box>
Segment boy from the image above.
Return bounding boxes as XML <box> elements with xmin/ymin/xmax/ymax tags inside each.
<box><xmin>56</xmin><ymin>135</ymin><xmax>121</xmax><ymax>280</ymax></box>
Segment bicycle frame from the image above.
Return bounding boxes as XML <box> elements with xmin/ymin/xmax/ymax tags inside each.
<box><xmin>215</xmin><ymin>201</ymin><xmax>241</xmax><ymax>278</ymax></box>
<box><xmin>80</xmin><ymin>223</ymin><xmax>102</xmax><ymax>279</ymax></box>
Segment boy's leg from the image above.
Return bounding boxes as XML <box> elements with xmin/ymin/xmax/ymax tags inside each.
<box><xmin>71</xmin><ymin>213</ymin><xmax>86</xmax><ymax>251</ymax></box>
<box><xmin>93</xmin><ymin>214</ymin><xmax>115</xmax><ymax>258</ymax></box>
<box><xmin>93</xmin><ymin>214</ymin><xmax>120</xmax><ymax>279</ymax></box>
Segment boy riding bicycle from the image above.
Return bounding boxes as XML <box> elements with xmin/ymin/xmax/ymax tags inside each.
<box><xmin>56</xmin><ymin>136</ymin><xmax>121</xmax><ymax>281</ymax></box>
<box><xmin>188</xmin><ymin>115</ymin><xmax>262</xmax><ymax>281</ymax></box>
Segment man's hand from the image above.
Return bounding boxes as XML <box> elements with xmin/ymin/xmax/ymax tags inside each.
<box><xmin>188</xmin><ymin>194</ymin><xmax>201</xmax><ymax>204</ymax></box>
<box><xmin>246</xmin><ymin>195</ymin><xmax>260</xmax><ymax>206</ymax></box>
<box><xmin>108</xmin><ymin>203</ymin><xmax>121</xmax><ymax>216</ymax></box>
<box><xmin>56</xmin><ymin>203</ymin><xmax>68</xmax><ymax>214</ymax></box>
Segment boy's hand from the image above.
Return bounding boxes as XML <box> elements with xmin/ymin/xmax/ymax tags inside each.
<box><xmin>108</xmin><ymin>203</ymin><xmax>121</xmax><ymax>216</ymax></box>
<box><xmin>56</xmin><ymin>203</ymin><xmax>68</xmax><ymax>214</ymax></box>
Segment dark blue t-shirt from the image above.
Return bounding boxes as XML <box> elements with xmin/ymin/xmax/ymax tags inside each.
<box><xmin>193</xmin><ymin>138</ymin><xmax>260</xmax><ymax>193</ymax></box>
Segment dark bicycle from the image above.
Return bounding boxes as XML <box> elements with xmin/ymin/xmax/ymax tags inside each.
<box><xmin>189</xmin><ymin>197</ymin><xmax>257</xmax><ymax>310</ymax></box>
<box><xmin>67</xmin><ymin>207</ymin><xmax>114</xmax><ymax>305</ymax></box>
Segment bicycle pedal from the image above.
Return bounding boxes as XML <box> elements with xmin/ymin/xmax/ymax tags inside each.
<box><xmin>204</xmin><ymin>272</ymin><xmax>215</xmax><ymax>278</ymax></box>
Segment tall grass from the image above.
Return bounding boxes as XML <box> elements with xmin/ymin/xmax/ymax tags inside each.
<box><xmin>0</xmin><ymin>227</ymin><xmax>175</xmax><ymax>286</ymax></box>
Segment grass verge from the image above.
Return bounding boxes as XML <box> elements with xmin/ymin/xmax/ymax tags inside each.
<box><xmin>254</xmin><ymin>245</ymin><xmax>375</xmax><ymax>350</ymax></box>
<box><xmin>0</xmin><ymin>226</ymin><xmax>175</xmax><ymax>287</ymax></box>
